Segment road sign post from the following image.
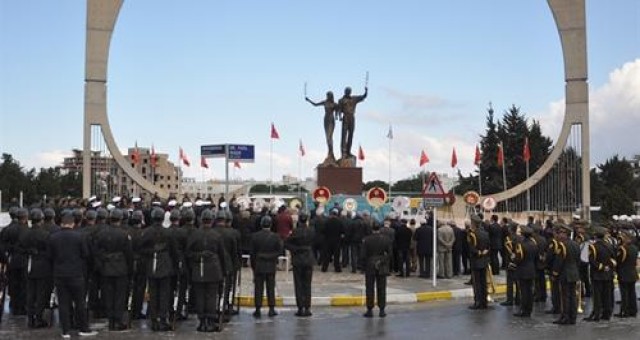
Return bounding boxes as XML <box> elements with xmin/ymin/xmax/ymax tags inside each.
<box><xmin>422</xmin><ymin>172</ymin><xmax>448</xmax><ymax>287</ymax></box>
<box><xmin>201</xmin><ymin>144</ymin><xmax>255</xmax><ymax>200</ymax></box>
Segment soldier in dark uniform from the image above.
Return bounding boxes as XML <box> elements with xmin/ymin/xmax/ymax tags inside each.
<box><xmin>94</xmin><ymin>209</ymin><xmax>133</xmax><ymax>331</ymax></box>
<box><xmin>128</xmin><ymin>210</ymin><xmax>148</xmax><ymax>320</ymax></box>
<box><xmin>488</xmin><ymin>215</ymin><xmax>503</xmax><ymax>276</ymax></box>
<box><xmin>584</xmin><ymin>227</ymin><xmax>616</xmax><ymax>322</ymax></box>
<box><xmin>139</xmin><ymin>207</ymin><xmax>178</xmax><ymax>331</ymax></box>
<box><xmin>2</xmin><ymin>208</ymin><xmax>29</xmax><ymax>315</ymax></box>
<box><xmin>467</xmin><ymin>215</ymin><xmax>490</xmax><ymax>310</ymax></box>
<box><xmin>284</xmin><ymin>213</ymin><xmax>315</xmax><ymax>317</ymax></box>
<box><xmin>48</xmin><ymin>210</ymin><xmax>97</xmax><ymax>338</ymax></box>
<box><xmin>513</xmin><ymin>226</ymin><xmax>538</xmax><ymax>317</ymax></box>
<box><xmin>85</xmin><ymin>208</ymin><xmax>108</xmax><ymax>319</ymax></box>
<box><xmin>250</xmin><ymin>216</ymin><xmax>283</xmax><ymax>318</ymax></box>
<box><xmin>551</xmin><ymin>224</ymin><xmax>580</xmax><ymax>325</ymax></box>
<box><xmin>614</xmin><ymin>230</ymin><xmax>638</xmax><ymax>318</ymax></box>
<box><xmin>360</xmin><ymin>221</ymin><xmax>393</xmax><ymax>318</ymax></box>
<box><xmin>22</xmin><ymin>208</ymin><xmax>52</xmax><ymax>328</ymax></box>
<box><xmin>531</xmin><ymin>223</ymin><xmax>548</xmax><ymax>303</ymax></box>
<box><xmin>501</xmin><ymin>222</ymin><xmax>520</xmax><ymax>306</ymax></box>
<box><xmin>186</xmin><ymin>209</ymin><xmax>227</xmax><ymax>332</ymax></box>
<box><xmin>222</xmin><ymin>210</ymin><xmax>241</xmax><ymax>316</ymax></box>
<box><xmin>574</xmin><ymin>222</ymin><xmax>591</xmax><ymax>297</ymax></box>
<box><xmin>43</xmin><ymin>208</ymin><xmax>61</xmax><ymax>234</ymax></box>
<box><xmin>166</xmin><ymin>209</ymin><xmax>182</xmax><ymax>321</ymax></box>
<box><xmin>174</xmin><ymin>208</ymin><xmax>197</xmax><ymax>320</ymax></box>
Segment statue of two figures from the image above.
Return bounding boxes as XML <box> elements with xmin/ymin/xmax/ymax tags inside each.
<box><xmin>305</xmin><ymin>86</ymin><xmax>368</xmax><ymax>168</ymax></box>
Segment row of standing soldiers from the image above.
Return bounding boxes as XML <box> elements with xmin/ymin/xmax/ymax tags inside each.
<box><xmin>467</xmin><ymin>214</ymin><xmax>639</xmax><ymax>325</ymax></box>
<box><xmin>0</xmin><ymin>204</ymin><xmax>293</xmax><ymax>334</ymax></box>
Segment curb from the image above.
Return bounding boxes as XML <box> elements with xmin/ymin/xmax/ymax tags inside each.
<box><xmin>235</xmin><ymin>284</ymin><xmax>508</xmax><ymax>307</ymax></box>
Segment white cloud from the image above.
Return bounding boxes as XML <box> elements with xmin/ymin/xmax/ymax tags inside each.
<box><xmin>536</xmin><ymin>58</ymin><xmax>640</xmax><ymax>165</ymax></box>
<box><xmin>22</xmin><ymin>150</ymin><xmax>71</xmax><ymax>170</ymax></box>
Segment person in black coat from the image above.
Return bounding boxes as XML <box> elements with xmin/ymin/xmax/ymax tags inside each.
<box><xmin>1</xmin><ymin>208</ymin><xmax>29</xmax><ymax>316</ymax></box>
<box><xmin>321</xmin><ymin>210</ymin><xmax>344</xmax><ymax>273</ymax></box>
<box><xmin>513</xmin><ymin>226</ymin><xmax>539</xmax><ymax>317</ymax></box>
<box><xmin>48</xmin><ymin>210</ymin><xmax>97</xmax><ymax>338</ymax></box>
<box><xmin>21</xmin><ymin>209</ymin><xmax>51</xmax><ymax>328</ymax></box>
<box><xmin>128</xmin><ymin>210</ymin><xmax>148</xmax><ymax>321</ymax></box>
<box><xmin>349</xmin><ymin>213</ymin><xmax>371</xmax><ymax>273</ymax></box>
<box><xmin>186</xmin><ymin>209</ymin><xmax>227</xmax><ymax>332</ymax></box>
<box><xmin>452</xmin><ymin>223</ymin><xmax>466</xmax><ymax>276</ymax></box>
<box><xmin>360</xmin><ymin>222</ymin><xmax>393</xmax><ymax>318</ymax></box>
<box><xmin>250</xmin><ymin>216</ymin><xmax>283</xmax><ymax>318</ymax></box>
<box><xmin>413</xmin><ymin>221</ymin><xmax>433</xmax><ymax>278</ymax></box>
<box><xmin>551</xmin><ymin>224</ymin><xmax>581</xmax><ymax>325</ymax></box>
<box><xmin>488</xmin><ymin>215</ymin><xmax>503</xmax><ymax>276</ymax></box>
<box><xmin>615</xmin><ymin>231</ymin><xmax>638</xmax><ymax>318</ymax></box>
<box><xmin>395</xmin><ymin>219</ymin><xmax>413</xmax><ymax>277</ymax></box>
<box><xmin>93</xmin><ymin>209</ymin><xmax>133</xmax><ymax>331</ymax></box>
<box><xmin>138</xmin><ymin>207</ymin><xmax>178</xmax><ymax>331</ymax></box>
<box><xmin>284</xmin><ymin>213</ymin><xmax>315</xmax><ymax>317</ymax></box>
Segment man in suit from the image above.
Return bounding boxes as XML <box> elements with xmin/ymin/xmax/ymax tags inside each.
<box><xmin>437</xmin><ymin>221</ymin><xmax>455</xmax><ymax>279</ymax></box>
<box><xmin>414</xmin><ymin>220</ymin><xmax>433</xmax><ymax>278</ymax></box>
<box><xmin>284</xmin><ymin>213</ymin><xmax>315</xmax><ymax>317</ymax></box>
<box><xmin>467</xmin><ymin>215</ymin><xmax>490</xmax><ymax>310</ymax></box>
<box><xmin>250</xmin><ymin>216</ymin><xmax>283</xmax><ymax>318</ymax></box>
<box><xmin>395</xmin><ymin>219</ymin><xmax>413</xmax><ymax>277</ymax></box>
<box><xmin>360</xmin><ymin>222</ymin><xmax>393</xmax><ymax>318</ymax></box>
<box><xmin>321</xmin><ymin>209</ymin><xmax>344</xmax><ymax>273</ymax></box>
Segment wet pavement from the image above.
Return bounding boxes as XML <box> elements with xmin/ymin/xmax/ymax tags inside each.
<box><xmin>1</xmin><ymin>298</ymin><xmax>639</xmax><ymax>339</ymax></box>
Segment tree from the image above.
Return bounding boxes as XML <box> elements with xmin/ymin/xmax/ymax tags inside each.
<box><xmin>391</xmin><ymin>171</ymin><xmax>428</xmax><ymax>193</ymax></box>
<box><xmin>363</xmin><ymin>180</ymin><xmax>389</xmax><ymax>191</ymax></box>
<box><xmin>591</xmin><ymin>155</ymin><xmax>635</xmax><ymax>218</ymax></box>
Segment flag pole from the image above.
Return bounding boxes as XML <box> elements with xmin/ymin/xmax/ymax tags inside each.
<box><xmin>270</xmin><ymin>137</ymin><xmax>273</xmax><ymax>195</ymax></box>
<box><xmin>526</xmin><ymin>158</ymin><xmax>530</xmax><ymax>212</ymax></box>
<box><xmin>388</xmin><ymin>124</ymin><xmax>392</xmax><ymax>199</ymax></box>
<box><xmin>298</xmin><ymin>147</ymin><xmax>302</xmax><ymax>198</ymax></box>
<box><xmin>501</xmin><ymin>142</ymin><xmax>509</xmax><ymax>213</ymax></box>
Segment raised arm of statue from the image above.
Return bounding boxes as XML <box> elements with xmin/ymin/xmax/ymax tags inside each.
<box><xmin>305</xmin><ymin>97</ymin><xmax>323</xmax><ymax>106</ymax></box>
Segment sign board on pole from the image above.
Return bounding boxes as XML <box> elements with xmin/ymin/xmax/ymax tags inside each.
<box><xmin>201</xmin><ymin>144</ymin><xmax>226</xmax><ymax>158</ymax></box>
<box><xmin>227</xmin><ymin>144</ymin><xmax>255</xmax><ymax>163</ymax></box>
<box><xmin>422</xmin><ymin>172</ymin><xmax>447</xmax><ymax>207</ymax></box>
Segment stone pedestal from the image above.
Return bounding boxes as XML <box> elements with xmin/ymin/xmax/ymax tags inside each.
<box><xmin>317</xmin><ymin>167</ymin><xmax>363</xmax><ymax>195</ymax></box>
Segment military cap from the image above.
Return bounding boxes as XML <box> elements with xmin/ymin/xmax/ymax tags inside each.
<box><xmin>85</xmin><ymin>210</ymin><xmax>97</xmax><ymax>221</ymax></box>
<box><xmin>554</xmin><ymin>222</ymin><xmax>572</xmax><ymax>234</ymax></box>
<box><xmin>182</xmin><ymin>208</ymin><xmax>195</xmax><ymax>221</ymax></box>
<box><xmin>151</xmin><ymin>207</ymin><xmax>165</xmax><ymax>221</ymax></box>
<box><xmin>521</xmin><ymin>225</ymin><xmax>534</xmax><ymax>236</ymax></box>
<box><xmin>30</xmin><ymin>208</ymin><xmax>44</xmax><ymax>221</ymax></box>
<box><xmin>131</xmin><ymin>210</ymin><xmax>144</xmax><ymax>222</ymax></box>
<box><xmin>96</xmin><ymin>208</ymin><xmax>109</xmax><ymax>220</ymax></box>
<box><xmin>16</xmin><ymin>208</ymin><xmax>29</xmax><ymax>219</ymax></box>
<box><xmin>201</xmin><ymin>209</ymin><xmax>214</xmax><ymax>221</ymax></box>
<box><xmin>73</xmin><ymin>208</ymin><xmax>83</xmax><ymax>219</ymax></box>
<box><xmin>260</xmin><ymin>215</ymin><xmax>273</xmax><ymax>228</ymax></box>
<box><xmin>470</xmin><ymin>214</ymin><xmax>482</xmax><ymax>225</ymax></box>
<box><xmin>44</xmin><ymin>207</ymin><xmax>56</xmax><ymax>219</ymax></box>
<box><xmin>182</xmin><ymin>201</ymin><xmax>193</xmax><ymax>208</ymax></box>
<box><xmin>131</xmin><ymin>197</ymin><xmax>142</xmax><ymax>204</ymax></box>
<box><xmin>169</xmin><ymin>209</ymin><xmax>181</xmax><ymax>221</ymax></box>
<box><xmin>215</xmin><ymin>209</ymin><xmax>227</xmax><ymax>220</ymax></box>
<box><xmin>168</xmin><ymin>199</ymin><xmax>178</xmax><ymax>207</ymax></box>
<box><xmin>60</xmin><ymin>209</ymin><xmax>75</xmax><ymax>225</ymax></box>
<box><xmin>9</xmin><ymin>206</ymin><xmax>19</xmax><ymax>218</ymax></box>
<box><xmin>593</xmin><ymin>227</ymin><xmax>607</xmax><ymax>237</ymax></box>
<box><xmin>109</xmin><ymin>209</ymin><xmax>124</xmax><ymax>221</ymax></box>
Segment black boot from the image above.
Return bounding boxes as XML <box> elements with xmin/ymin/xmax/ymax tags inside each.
<box><xmin>108</xmin><ymin>319</ymin><xmax>115</xmax><ymax>331</ymax></box>
<box><xmin>303</xmin><ymin>307</ymin><xmax>312</xmax><ymax>317</ymax></box>
<box><xmin>252</xmin><ymin>308</ymin><xmax>261</xmax><ymax>318</ymax></box>
<box><xmin>28</xmin><ymin>315</ymin><xmax>35</xmax><ymax>328</ymax></box>
<box><xmin>363</xmin><ymin>308</ymin><xmax>373</xmax><ymax>318</ymax></box>
<box><xmin>268</xmin><ymin>307</ymin><xmax>278</xmax><ymax>317</ymax></box>
<box><xmin>158</xmin><ymin>318</ymin><xmax>171</xmax><ymax>331</ymax></box>
<box><xmin>151</xmin><ymin>319</ymin><xmax>159</xmax><ymax>331</ymax></box>
<box><xmin>295</xmin><ymin>308</ymin><xmax>304</xmax><ymax>317</ymax></box>
<box><xmin>196</xmin><ymin>318</ymin><xmax>206</xmax><ymax>332</ymax></box>
<box><xmin>34</xmin><ymin>315</ymin><xmax>49</xmax><ymax>328</ymax></box>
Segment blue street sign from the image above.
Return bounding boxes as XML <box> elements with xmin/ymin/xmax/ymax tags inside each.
<box><xmin>228</xmin><ymin>144</ymin><xmax>255</xmax><ymax>162</ymax></box>
<box><xmin>201</xmin><ymin>144</ymin><xmax>226</xmax><ymax>158</ymax></box>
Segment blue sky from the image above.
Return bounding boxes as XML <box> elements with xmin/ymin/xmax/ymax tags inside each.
<box><xmin>1</xmin><ymin>0</ymin><xmax>639</xmax><ymax>184</ymax></box>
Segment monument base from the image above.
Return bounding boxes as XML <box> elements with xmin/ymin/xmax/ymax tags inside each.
<box><xmin>317</xmin><ymin>167</ymin><xmax>363</xmax><ymax>195</ymax></box>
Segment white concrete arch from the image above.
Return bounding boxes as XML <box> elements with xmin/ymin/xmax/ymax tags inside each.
<box><xmin>82</xmin><ymin>0</ymin><xmax>590</xmax><ymax>215</ymax></box>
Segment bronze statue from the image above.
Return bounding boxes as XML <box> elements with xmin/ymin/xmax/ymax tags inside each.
<box><xmin>337</xmin><ymin>86</ymin><xmax>367</xmax><ymax>163</ymax></box>
<box><xmin>306</xmin><ymin>91</ymin><xmax>339</xmax><ymax>166</ymax></box>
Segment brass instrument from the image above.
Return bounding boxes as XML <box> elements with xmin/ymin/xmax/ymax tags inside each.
<box><xmin>576</xmin><ymin>280</ymin><xmax>584</xmax><ymax>314</ymax></box>
<box><xmin>486</xmin><ymin>264</ymin><xmax>496</xmax><ymax>302</ymax></box>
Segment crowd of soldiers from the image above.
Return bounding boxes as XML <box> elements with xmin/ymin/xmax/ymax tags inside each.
<box><xmin>467</xmin><ymin>213</ymin><xmax>639</xmax><ymax>325</ymax></box>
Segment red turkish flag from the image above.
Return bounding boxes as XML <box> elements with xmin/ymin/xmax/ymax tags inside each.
<box><xmin>451</xmin><ymin>147</ymin><xmax>458</xmax><ymax>168</ymax></box>
<box><xmin>419</xmin><ymin>150</ymin><xmax>429</xmax><ymax>167</ymax></box>
<box><xmin>358</xmin><ymin>145</ymin><xmax>365</xmax><ymax>161</ymax></box>
<box><xmin>497</xmin><ymin>143</ymin><xmax>504</xmax><ymax>168</ymax></box>
<box><xmin>270</xmin><ymin>123</ymin><xmax>280</xmax><ymax>139</ymax></box>
<box><xmin>200</xmin><ymin>156</ymin><xmax>208</xmax><ymax>169</ymax></box>
<box><xmin>131</xmin><ymin>142</ymin><xmax>140</xmax><ymax>165</ymax></box>
<box><xmin>474</xmin><ymin>145</ymin><xmax>481</xmax><ymax>166</ymax></box>
<box><xmin>523</xmin><ymin>137</ymin><xmax>531</xmax><ymax>163</ymax></box>
<box><xmin>150</xmin><ymin>144</ymin><xmax>158</xmax><ymax>168</ymax></box>
<box><xmin>179</xmin><ymin>147</ymin><xmax>190</xmax><ymax>167</ymax></box>
<box><xmin>234</xmin><ymin>161</ymin><xmax>241</xmax><ymax>169</ymax></box>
